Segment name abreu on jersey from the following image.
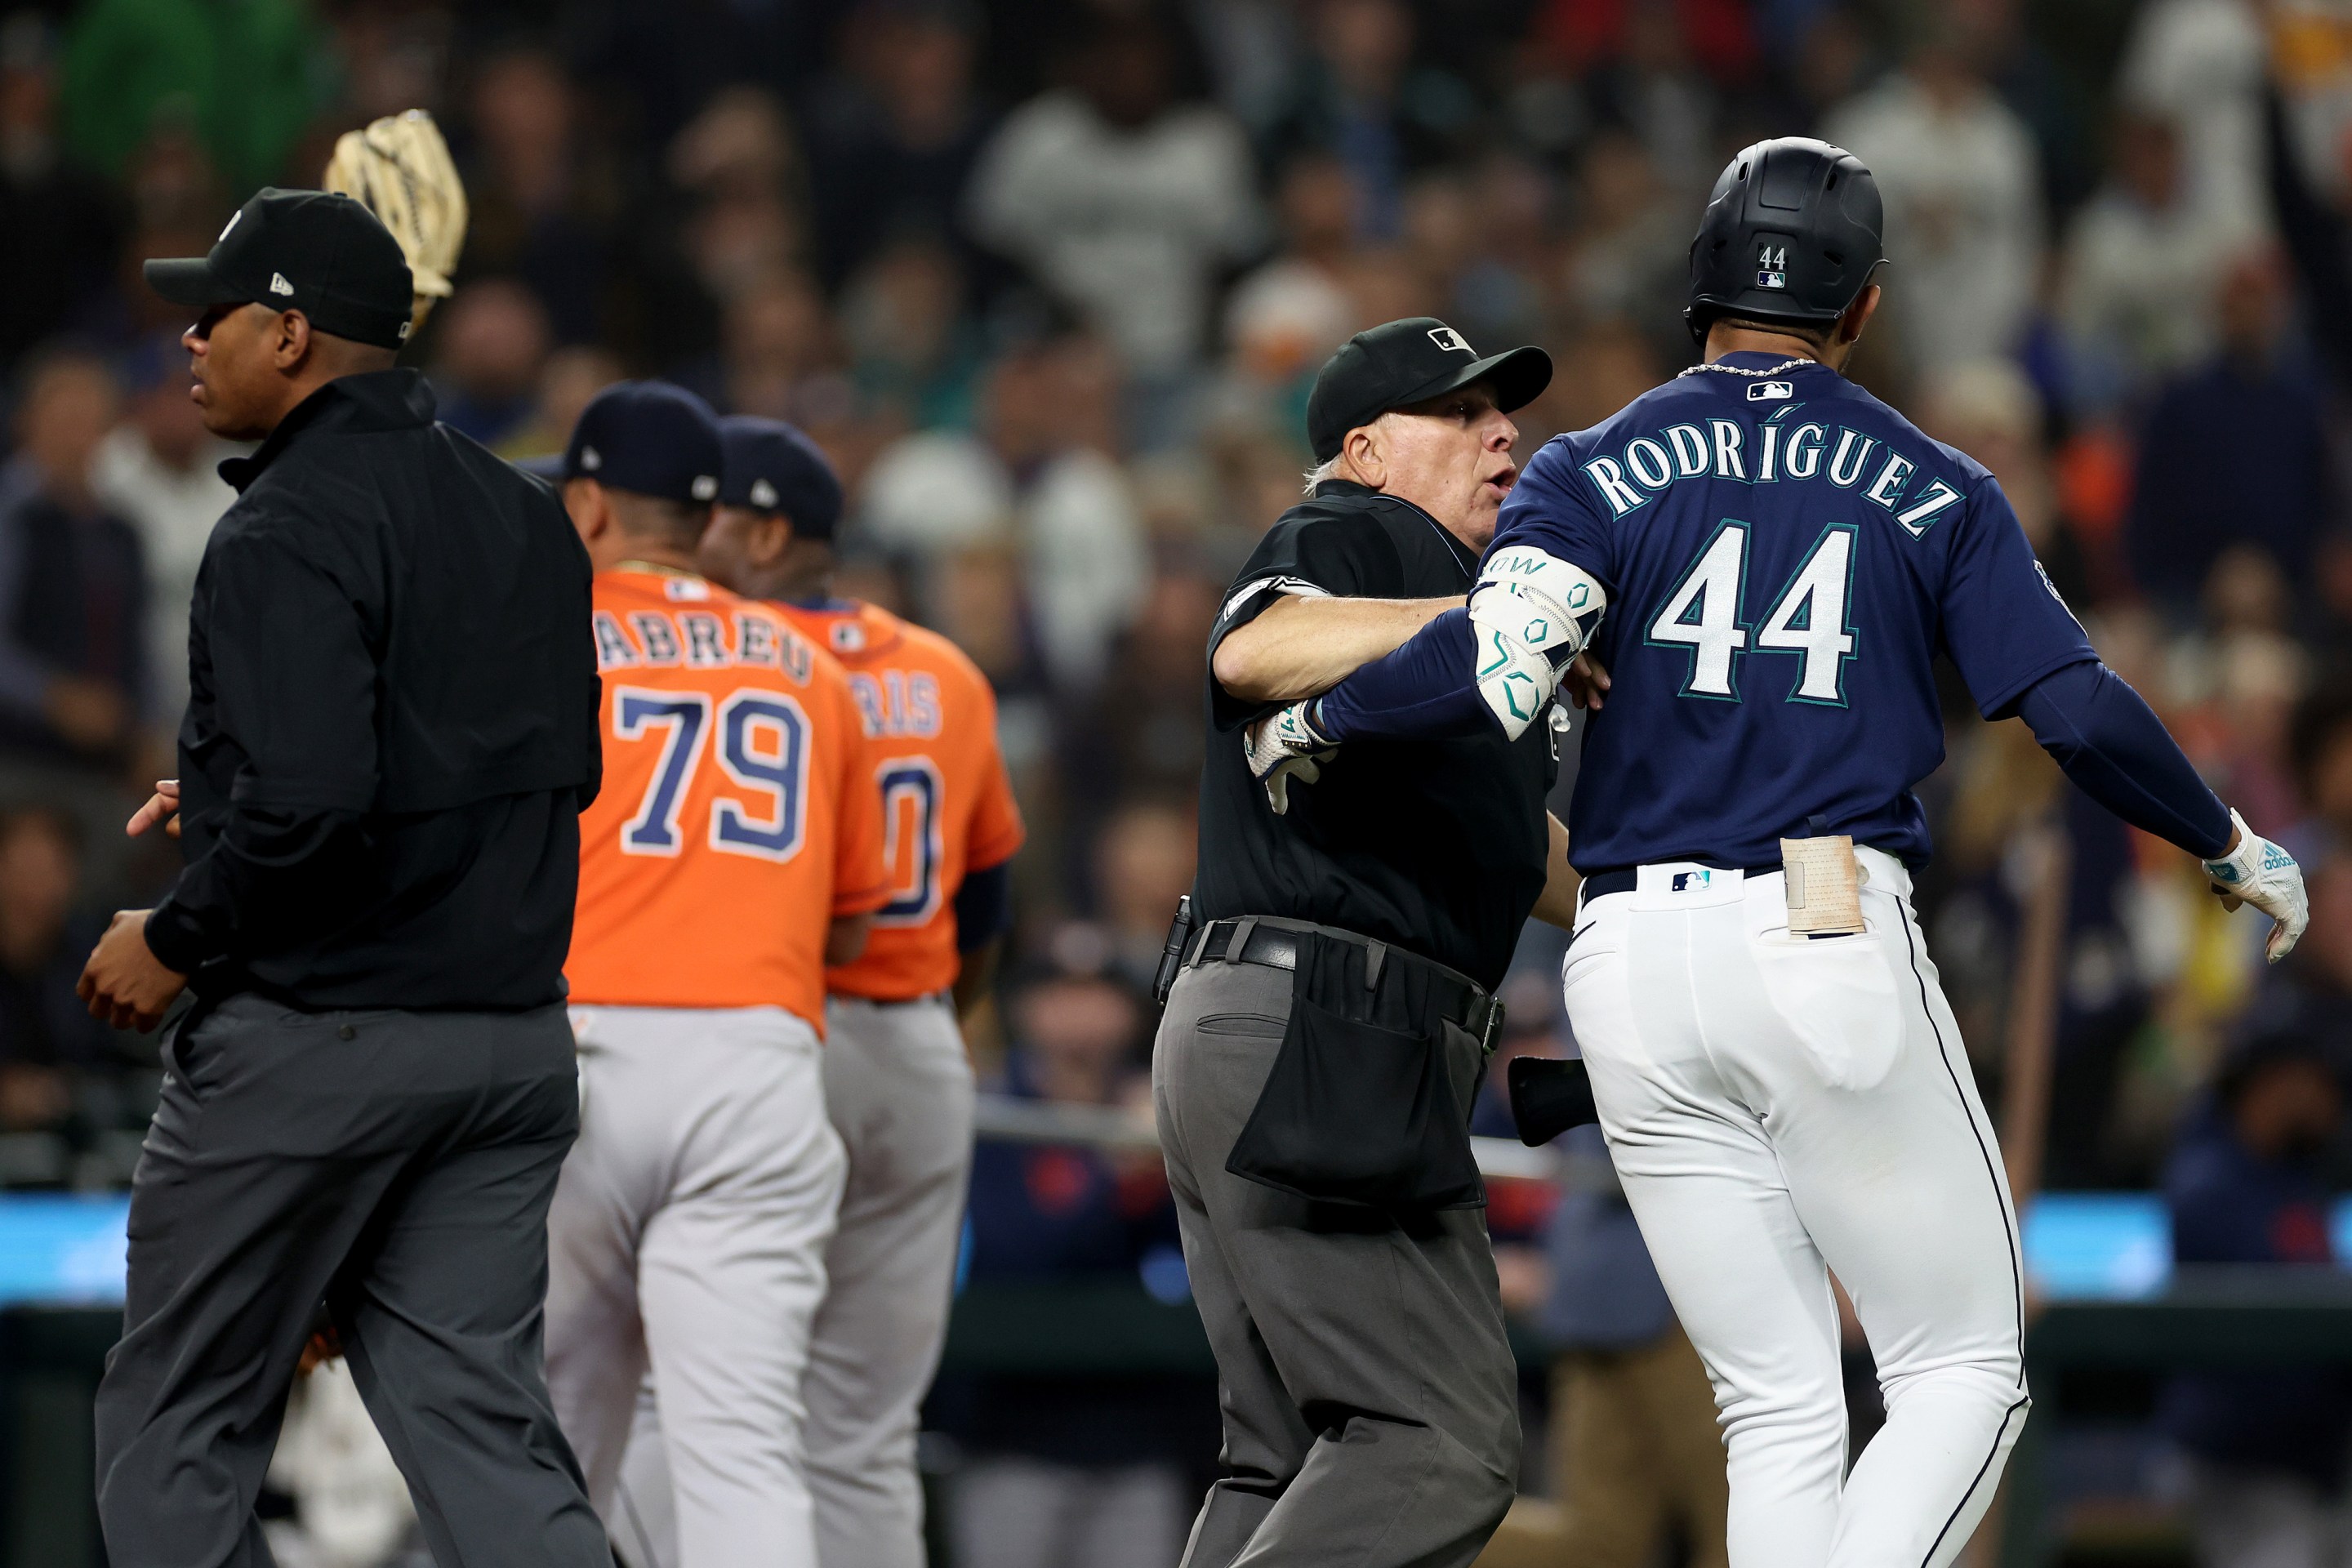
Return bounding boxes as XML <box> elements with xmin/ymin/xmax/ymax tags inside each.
<box><xmin>1576</xmin><ymin>407</ymin><xmax>1967</xmax><ymax>541</ymax></box>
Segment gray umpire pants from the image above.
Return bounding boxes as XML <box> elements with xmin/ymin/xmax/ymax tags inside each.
<box><xmin>94</xmin><ymin>992</ymin><xmax>612</xmax><ymax>1568</ymax></box>
<box><xmin>1153</xmin><ymin>956</ymin><xmax>1520</xmax><ymax>1568</ymax></box>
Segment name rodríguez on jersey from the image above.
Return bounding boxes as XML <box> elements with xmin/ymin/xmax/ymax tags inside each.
<box><xmin>1577</xmin><ymin>410</ymin><xmax>1967</xmax><ymax>541</ymax></box>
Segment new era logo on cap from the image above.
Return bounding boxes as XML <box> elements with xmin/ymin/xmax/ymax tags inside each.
<box><xmin>564</xmin><ymin>380</ymin><xmax>726</xmax><ymax>504</ymax></box>
<box><xmin>749</xmin><ymin>479</ymin><xmax>778</xmax><ymax>509</ymax></box>
<box><xmin>1428</xmin><ymin>327</ymin><xmax>1472</xmax><ymax>354</ymax></box>
<box><xmin>269</xmin><ymin>272</ymin><xmax>294</xmax><ymax>296</ymax></box>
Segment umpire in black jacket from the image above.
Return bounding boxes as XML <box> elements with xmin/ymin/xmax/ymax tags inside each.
<box><xmin>1156</xmin><ymin>319</ymin><xmax>1582</xmax><ymax>1568</ymax></box>
<box><xmin>78</xmin><ymin>190</ymin><xmax>613</xmax><ymax>1567</ymax></box>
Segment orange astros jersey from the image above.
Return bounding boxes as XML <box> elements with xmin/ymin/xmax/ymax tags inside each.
<box><xmin>568</xmin><ymin>568</ymin><xmax>888</xmax><ymax>1027</ymax></box>
<box><xmin>775</xmin><ymin>599</ymin><xmax>1025</xmax><ymax>1001</ymax></box>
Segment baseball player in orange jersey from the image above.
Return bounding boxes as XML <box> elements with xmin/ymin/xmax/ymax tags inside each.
<box><xmin>610</xmin><ymin>415</ymin><xmax>1025</xmax><ymax>1568</ymax></box>
<box><xmin>539</xmin><ymin>382</ymin><xmax>888</xmax><ymax>1568</ymax></box>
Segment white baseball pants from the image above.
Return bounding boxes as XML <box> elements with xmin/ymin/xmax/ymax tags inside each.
<box><xmin>544</xmin><ymin>1004</ymin><xmax>845</xmax><ymax>1568</ymax></box>
<box><xmin>608</xmin><ymin>993</ymin><xmax>976</xmax><ymax>1568</ymax></box>
<box><xmin>1561</xmin><ymin>850</ymin><xmax>2029</xmax><ymax>1568</ymax></box>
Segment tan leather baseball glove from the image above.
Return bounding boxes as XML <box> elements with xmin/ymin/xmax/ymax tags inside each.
<box><xmin>323</xmin><ymin>109</ymin><xmax>469</xmax><ymax>331</ymax></box>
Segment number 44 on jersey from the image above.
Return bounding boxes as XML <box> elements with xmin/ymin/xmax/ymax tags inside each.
<box><xmin>1647</xmin><ymin>522</ymin><xmax>1859</xmax><ymax>704</ymax></box>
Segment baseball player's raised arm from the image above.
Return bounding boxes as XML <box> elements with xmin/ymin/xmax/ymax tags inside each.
<box><xmin>1212</xmin><ymin>594</ymin><xmax>1465</xmax><ymax>704</ymax></box>
<box><xmin>145</xmin><ymin>524</ymin><xmax>379</xmax><ymax>973</ymax></box>
<box><xmin>1253</xmin><ymin>453</ymin><xmax>1612</xmax><ymax>764</ymax></box>
<box><xmin>1936</xmin><ymin>474</ymin><xmax>2219</xmax><ymax>853</ymax></box>
<box><xmin>1943</xmin><ymin>478</ymin><xmax>2307</xmax><ymax>959</ymax></box>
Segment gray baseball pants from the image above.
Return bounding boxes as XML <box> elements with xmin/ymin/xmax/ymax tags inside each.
<box><xmin>609</xmin><ymin>993</ymin><xmax>975</xmax><ymax>1568</ymax></box>
<box><xmin>1153</xmin><ymin>955</ymin><xmax>1521</xmax><ymax>1568</ymax></box>
<box><xmin>94</xmin><ymin>994</ymin><xmax>610</xmax><ymax>1568</ymax></box>
<box><xmin>544</xmin><ymin>1004</ymin><xmax>845</xmax><ymax>1568</ymax></box>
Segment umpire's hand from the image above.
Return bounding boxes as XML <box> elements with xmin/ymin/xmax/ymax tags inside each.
<box><xmin>78</xmin><ymin>911</ymin><xmax>187</xmax><ymax>1032</ymax></box>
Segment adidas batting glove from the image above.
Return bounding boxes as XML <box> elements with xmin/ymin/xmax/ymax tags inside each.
<box><xmin>1243</xmin><ymin>700</ymin><xmax>1336</xmax><ymax>816</ymax></box>
<box><xmin>2205</xmin><ymin>808</ymin><xmax>2309</xmax><ymax>964</ymax></box>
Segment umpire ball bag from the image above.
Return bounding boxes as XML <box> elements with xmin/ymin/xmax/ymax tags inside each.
<box><xmin>1225</xmin><ymin>930</ymin><xmax>1486</xmax><ymax>1212</ymax></box>
<box><xmin>1684</xmin><ymin>136</ymin><xmax>1886</xmax><ymax>344</ymax></box>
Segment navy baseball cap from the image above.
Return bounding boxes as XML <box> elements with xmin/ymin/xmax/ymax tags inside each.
<box><xmin>145</xmin><ymin>188</ymin><xmax>414</xmax><ymax>350</ymax></box>
<box><xmin>563</xmin><ymin>381</ymin><xmax>724</xmax><ymax>505</ymax></box>
<box><xmin>719</xmin><ymin>416</ymin><xmax>844</xmax><ymax>541</ymax></box>
<box><xmin>1306</xmin><ymin>317</ymin><xmax>1551</xmax><ymax>462</ymax></box>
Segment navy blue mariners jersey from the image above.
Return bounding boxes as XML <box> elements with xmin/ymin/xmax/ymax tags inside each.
<box><xmin>1497</xmin><ymin>351</ymin><xmax>2096</xmax><ymax>873</ymax></box>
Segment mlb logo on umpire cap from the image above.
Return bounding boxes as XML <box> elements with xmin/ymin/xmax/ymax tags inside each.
<box><xmin>1756</xmin><ymin>243</ymin><xmax>1788</xmax><ymax>289</ymax></box>
<box><xmin>1428</xmin><ymin>326</ymin><xmax>1473</xmax><ymax>354</ymax></box>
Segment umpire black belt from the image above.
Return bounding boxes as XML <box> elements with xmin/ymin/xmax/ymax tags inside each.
<box><xmin>1187</xmin><ymin>915</ymin><xmax>1502</xmax><ymax>1049</ymax></box>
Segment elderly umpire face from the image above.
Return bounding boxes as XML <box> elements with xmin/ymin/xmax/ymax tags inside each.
<box><xmin>1306</xmin><ymin>317</ymin><xmax>1550</xmax><ymax>550</ymax></box>
<box><xmin>1214</xmin><ymin>319</ymin><xmax>1553</xmax><ymax>709</ymax></box>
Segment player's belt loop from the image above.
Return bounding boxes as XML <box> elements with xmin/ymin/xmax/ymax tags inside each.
<box><xmin>1363</xmin><ymin>941</ymin><xmax>1387</xmax><ymax>991</ymax></box>
<box><xmin>1227</xmin><ymin>916</ymin><xmax>1258</xmax><ymax>965</ymax></box>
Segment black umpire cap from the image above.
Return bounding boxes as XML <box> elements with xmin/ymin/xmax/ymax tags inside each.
<box><xmin>145</xmin><ymin>188</ymin><xmax>414</xmax><ymax>350</ymax></box>
<box><xmin>563</xmin><ymin>381</ymin><xmax>724</xmax><ymax>505</ymax></box>
<box><xmin>1685</xmin><ymin>137</ymin><xmax>1885</xmax><ymax>344</ymax></box>
<box><xmin>1306</xmin><ymin>318</ymin><xmax>1551</xmax><ymax>463</ymax></box>
<box><xmin>718</xmin><ymin>415</ymin><xmax>845</xmax><ymax>541</ymax></box>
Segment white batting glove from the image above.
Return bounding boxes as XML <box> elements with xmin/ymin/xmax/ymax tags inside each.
<box><xmin>1243</xmin><ymin>700</ymin><xmax>1336</xmax><ymax>815</ymax></box>
<box><xmin>2204</xmin><ymin>808</ymin><xmax>2309</xmax><ymax>964</ymax></box>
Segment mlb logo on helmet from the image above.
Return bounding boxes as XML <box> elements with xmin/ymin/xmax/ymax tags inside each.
<box><xmin>1427</xmin><ymin>326</ymin><xmax>1472</xmax><ymax>354</ymax></box>
<box><xmin>1756</xmin><ymin>244</ymin><xmax>1787</xmax><ymax>290</ymax></box>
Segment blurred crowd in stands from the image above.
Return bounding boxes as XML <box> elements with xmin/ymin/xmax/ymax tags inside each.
<box><xmin>14</xmin><ymin>0</ymin><xmax>2352</xmax><ymax>1561</ymax></box>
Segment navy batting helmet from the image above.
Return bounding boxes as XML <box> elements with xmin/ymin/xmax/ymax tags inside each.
<box><xmin>1685</xmin><ymin>137</ymin><xmax>1885</xmax><ymax>345</ymax></box>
